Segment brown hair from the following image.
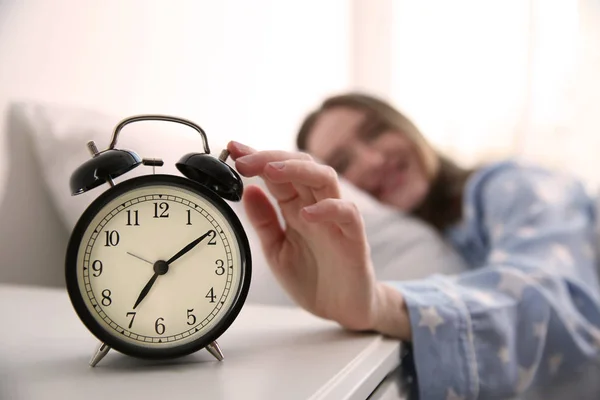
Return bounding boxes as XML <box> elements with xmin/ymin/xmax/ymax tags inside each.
<box><xmin>296</xmin><ymin>92</ymin><xmax>474</xmax><ymax>232</ymax></box>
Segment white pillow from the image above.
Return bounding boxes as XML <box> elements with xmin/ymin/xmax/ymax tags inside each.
<box><xmin>15</xmin><ymin>101</ymin><xmax>467</xmax><ymax>306</ymax></box>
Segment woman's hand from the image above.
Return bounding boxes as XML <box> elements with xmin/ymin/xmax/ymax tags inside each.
<box><xmin>227</xmin><ymin>141</ymin><xmax>411</xmax><ymax>340</ymax></box>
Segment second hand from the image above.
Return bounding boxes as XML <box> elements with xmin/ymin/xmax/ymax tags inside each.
<box><xmin>127</xmin><ymin>252</ymin><xmax>153</xmax><ymax>265</ymax></box>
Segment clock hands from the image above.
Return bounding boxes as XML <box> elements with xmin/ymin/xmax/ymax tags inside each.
<box><xmin>132</xmin><ymin>271</ymin><xmax>160</xmax><ymax>309</ymax></box>
<box><xmin>166</xmin><ymin>230</ymin><xmax>214</xmax><ymax>265</ymax></box>
<box><xmin>128</xmin><ymin>252</ymin><xmax>158</xmax><ymax>309</ymax></box>
<box><xmin>131</xmin><ymin>230</ymin><xmax>214</xmax><ymax>310</ymax></box>
<box><xmin>126</xmin><ymin>251</ymin><xmax>153</xmax><ymax>265</ymax></box>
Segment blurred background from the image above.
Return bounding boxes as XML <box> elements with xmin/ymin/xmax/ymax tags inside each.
<box><xmin>1</xmin><ymin>0</ymin><xmax>599</xmax><ymax>187</ymax></box>
<box><xmin>2</xmin><ymin>3</ymin><xmax>600</xmax><ymax>395</ymax></box>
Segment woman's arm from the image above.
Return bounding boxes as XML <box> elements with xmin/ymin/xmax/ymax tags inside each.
<box><xmin>386</xmin><ymin>162</ymin><xmax>600</xmax><ymax>399</ymax></box>
<box><xmin>228</xmin><ymin>140</ymin><xmax>600</xmax><ymax>399</ymax></box>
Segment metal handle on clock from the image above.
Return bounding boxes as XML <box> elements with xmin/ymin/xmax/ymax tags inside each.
<box><xmin>108</xmin><ymin>115</ymin><xmax>211</xmax><ymax>155</ymax></box>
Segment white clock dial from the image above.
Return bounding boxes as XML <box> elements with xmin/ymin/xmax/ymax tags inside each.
<box><xmin>74</xmin><ymin>182</ymin><xmax>244</xmax><ymax>348</ymax></box>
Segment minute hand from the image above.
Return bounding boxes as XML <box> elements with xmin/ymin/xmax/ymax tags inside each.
<box><xmin>166</xmin><ymin>230</ymin><xmax>213</xmax><ymax>265</ymax></box>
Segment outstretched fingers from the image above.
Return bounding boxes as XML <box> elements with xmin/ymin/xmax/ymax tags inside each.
<box><xmin>235</xmin><ymin>150</ymin><xmax>315</xmax><ymax>177</ymax></box>
<box><xmin>301</xmin><ymin>198</ymin><xmax>365</xmax><ymax>239</ymax></box>
<box><xmin>242</xmin><ymin>185</ymin><xmax>285</xmax><ymax>259</ymax></box>
<box><xmin>231</xmin><ymin>144</ymin><xmax>319</xmax><ymax>204</ymax></box>
<box><xmin>227</xmin><ymin>141</ymin><xmax>256</xmax><ymax>160</ymax></box>
<box><xmin>263</xmin><ymin>159</ymin><xmax>341</xmax><ymax>201</ymax></box>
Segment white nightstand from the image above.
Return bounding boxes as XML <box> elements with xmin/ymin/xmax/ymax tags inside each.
<box><xmin>0</xmin><ymin>284</ymin><xmax>407</xmax><ymax>399</ymax></box>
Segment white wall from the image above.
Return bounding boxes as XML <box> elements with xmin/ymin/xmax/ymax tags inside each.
<box><xmin>0</xmin><ymin>0</ymin><xmax>351</xmax><ymax>199</ymax></box>
<box><xmin>386</xmin><ymin>0</ymin><xmax>600</xmax><ymax>190</ymax></box>
<box><xmin>350</xmin><ymin>0</ymin><xmax>393</xmax><ymax>98</ymax></box>
<box><xmin>390</xmin><ymin>0</ymin><xmax>532</xmax><ymax>166</ymax></box>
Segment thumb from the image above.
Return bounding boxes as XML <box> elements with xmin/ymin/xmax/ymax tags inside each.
<box><xmin>243</xmin><ymin>185</ymin><xmax>285</xmax><ymax>261</ymax></box>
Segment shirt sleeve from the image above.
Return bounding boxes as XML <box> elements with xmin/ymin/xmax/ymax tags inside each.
<box><xmin>387</xmin><ymin>163</ymin><xmax>600</xmax><ymax>399</ymax></box>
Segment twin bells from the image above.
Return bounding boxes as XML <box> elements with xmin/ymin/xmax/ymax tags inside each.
<box><xmin>69</xmin><ymin>115</ymin><xmax>243</xmax><ymax>201</ymax></box>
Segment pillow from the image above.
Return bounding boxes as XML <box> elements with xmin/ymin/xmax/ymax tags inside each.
<box><xmin>16</xmin><ymin>100</ymin><xmax>468</xmax><ymax>306</ymax></box>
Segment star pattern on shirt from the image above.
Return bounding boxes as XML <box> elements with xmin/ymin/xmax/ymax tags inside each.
<box><xmin>534</xmin><ymin>179</ymin><xmax>565</xmax><ymax>204</ymax></box>
<box><xmin>533</xmin><ymin>322</ymin><xmax>547</xmax><ymax>339</ymax></box>
<box><xmin>418</xmin><ymin>306</ymin><xmax>444</xmax><ymax>336</ymax></box>
<box><xmin>497</xmin><ymin>270</ymin><xmax>528</xmax><ymax>300</ymax></box>
<box><xmin>551</xmin><ymin>244</ymin><xmax>574</xmax><ymax>269</ymax></box>
<box><xmin>446</xmin><ymin>388</ymin><xmax>465</xmax><ymax>400</ymax></box>
<box><xmin>564</xmin><ymin>315</ymin><xmax>578</xmax><ymax>333</ymax></box>
<box><xmin>490</xmin><ymin>250</ymin><xmax>509</xmax><ymax>263</ymax></box>
<box><xmin>492</xmin><ymin>223</ymin><xmax>504</xmax><ymax>241</ymax></box>
<box><xmin>548</xmin><ymin>353</ymin><xmax>563</xmax><ymax>375</ymax></box>
<box><xmin>498</xmin><ymin>346</ymin><xmax>510</xmax><ymax>364</ymax></box>
<box><xmin>416</xmin><ymin>163</ymin><xmax>600</xmax><ymax>397</ymax></box>
<box><xmin>516</xmin><ymin>365</ymin><xmax>536</xmax><ymax>393</ymax></box>
<box><xmin>470</xmin><ymin>289</ymin><xmax>497</xmax><ymax>307</ymax></box>
<box><xmin>529</xmin><ymin>270</ymin><xmax>551</xmax><ymax>286</ymax></box>
<box><xmin>517</xmin><ymin>226</ymin><xmax>538</xmax><ymax>238</ymax></box>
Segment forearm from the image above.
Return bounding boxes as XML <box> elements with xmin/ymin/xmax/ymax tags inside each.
<box><xmin>371</xmin><ymin>282</ymin><xmax>412</xmax><ymax>341</ymax></box>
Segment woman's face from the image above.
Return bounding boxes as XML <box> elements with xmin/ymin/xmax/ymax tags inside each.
<box><xmin>306</xmin><ymin>107</ymin><xmax>431</xmax><ymax>212</ymax></box>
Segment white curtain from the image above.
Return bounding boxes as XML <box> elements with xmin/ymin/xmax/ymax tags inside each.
<box><xmin>386</xmin><ymin>0</ymin><xmax>600</xmax><ymax>188</ymax></box>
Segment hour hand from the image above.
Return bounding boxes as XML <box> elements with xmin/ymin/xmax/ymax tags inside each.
<box><xmin>133</xmin><ymin>272</ymin><xmax>159</xmax><ymax>310</ymax></box>
<box><xmin>132</xmin><ymin>259</ymin><xmax>170</xmax><ymax>309</ymax></box>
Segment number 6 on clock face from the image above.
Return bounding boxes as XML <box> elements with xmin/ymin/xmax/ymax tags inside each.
<box><xmin>65</xmin><ymin>174</ymin><xmax>252</xmax><ymax>360</ymax></box>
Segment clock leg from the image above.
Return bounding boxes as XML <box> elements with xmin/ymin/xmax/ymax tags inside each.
<box><xmin>89</xmin><ymin>342</ymin><xmax>111</xmax><ymax>367</ymax></box>
<box><xmin>206</xmin><ymin>340</ymin><xmax>224</xmax><ymax>361</ymax></box>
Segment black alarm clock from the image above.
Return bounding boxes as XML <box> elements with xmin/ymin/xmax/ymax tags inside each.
<box><xmin>65</xmin><ymin>115</ymin><xmax>252</xmax><ymax>367</ymax></box>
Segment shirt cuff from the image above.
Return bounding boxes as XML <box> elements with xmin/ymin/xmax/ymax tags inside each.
<box><xmin>387</xmin><ymin>278</ymin><xmax>479</xmax><ymax>399</ymax></box>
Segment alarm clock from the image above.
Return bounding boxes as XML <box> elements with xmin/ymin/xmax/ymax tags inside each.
<box><xmin>65</xmin><ymin>115</ymin><xmax>252</xmax><ymax>367</ymax></box>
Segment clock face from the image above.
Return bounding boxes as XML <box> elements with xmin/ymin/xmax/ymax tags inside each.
<box><xmin>66</xmin><ymin>175</ymin><xmax>251</xmax><ymax>359</ymax></box>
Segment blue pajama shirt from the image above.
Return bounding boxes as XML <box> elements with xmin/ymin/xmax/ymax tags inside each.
<box><xmin>388</xmin><ymin>160</ymin><xmax>600</xmax><ymax>399</ymax></box>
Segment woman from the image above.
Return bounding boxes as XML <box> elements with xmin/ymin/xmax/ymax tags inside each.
<box><xmin>226</xmin><ymin>93</ymin><xmax>600</xmax><ymax>399</ymax></box>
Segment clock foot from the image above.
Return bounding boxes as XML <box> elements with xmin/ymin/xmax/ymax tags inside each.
<box><xmin>206</xmin><ymin>340</ymin><xmax>224</xmax><ymax>361</ymax></box>
<box><xmin>89</xmin><ymin>342</ymin><xmax>111</xmax><ymax>367</ymax></box>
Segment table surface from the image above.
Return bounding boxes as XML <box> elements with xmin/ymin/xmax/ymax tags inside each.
<box><xmin>0</xmin><ymin>284</ymin><xmax>403</xmax><ymax>400</ymax></box>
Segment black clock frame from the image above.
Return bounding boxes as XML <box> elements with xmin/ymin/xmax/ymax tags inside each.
<box><xmin>65</xmin><ymin>174</ymin><xmax>252</xmax><ymax>360</ymax></box>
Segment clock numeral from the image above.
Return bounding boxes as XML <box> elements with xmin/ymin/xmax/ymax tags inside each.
<box><xmin>155</xmin><ymin>317</ymin><xmax>166</xmax><ymax>335</ymax></box>
<box><xmin>207</xmin><ymin>230</ymin><xmax>217</xmax><ymax>245</ymax></box>
<box><xmin>186</xmin><ymin>209</ymin><xmax>192</xmax><ymax>225</ymax></box>
<box><xmin>104</xmin><ymin>230</ymin><xmax>120</xmax><ymax>247</ymax></box>
<box><xmin>215</xmin><ymin>259</ymin><xmax>225</xmax><ymax>276</ymax></box>
<box><xmin>92</xmin><ymin>260</ymin><xmax>103</xmax><ymax>277</ymax></box>
<box><xmin>153</xmin><ymin>202</ymin><xmax>169</xmax><ymax>218</ymax></box>
<box><xmin>126</xmin><ymin>210</ymin><xmax>140</xmax><ymax>226</ymax></box>
<box><xmin>187</xmin><ymin>309</ymin><xmax>196</xmax><ymax>325</ymax></box>
<box><xmin>206</xmin><ymin>287</ymin><xmax>216</xmax><ymax>303</ymax></box>
<box><xmin>126</xmin><ymin>312</ymin><xmax>136</xmax><ymax>329</ymax></box>
<box><xmin>101</xmin><ymin>289</ymin><xmax>112</xmax><ymax>306</ymax></box>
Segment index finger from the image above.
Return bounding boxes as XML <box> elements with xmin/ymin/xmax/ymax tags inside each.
<box><xmin>235</xmin><ymin>150</ymin><xmax>313</xmax><ymax>177</ymax></box>
<box><xmin>227</xmin><ymin>141</ymin><xmax>257</xmax><ymax>160</ymax></box>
